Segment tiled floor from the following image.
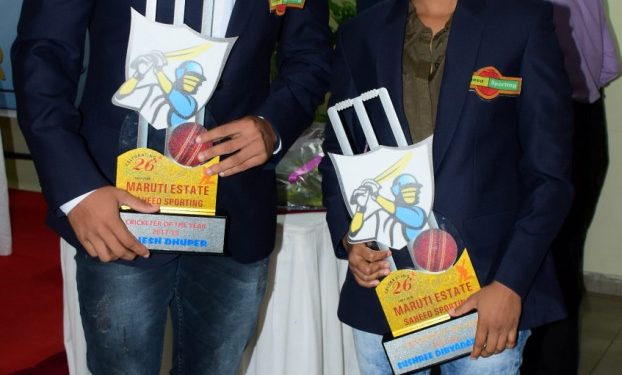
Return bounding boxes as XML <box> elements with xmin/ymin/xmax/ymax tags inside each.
<box><xmin>579</xmin><ymin>293</ymin><xmax>622</xmax><ymax>375</ymax></box>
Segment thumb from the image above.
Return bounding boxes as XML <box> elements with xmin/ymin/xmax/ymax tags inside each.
<box><xmin>117</xmin><ymin>190</ymin><xmax>160</xmax><ymax>213</ymax></box>
<box><xmin>449</xmin><ymin>296</ymin><xmax>476</xmax><ymax>317</ymax></box>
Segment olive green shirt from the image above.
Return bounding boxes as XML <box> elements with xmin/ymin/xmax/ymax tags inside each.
<box><xmin>402</xmin><ymin>4</ymin><xmax>452</xmax><ymax>143</ymax></box>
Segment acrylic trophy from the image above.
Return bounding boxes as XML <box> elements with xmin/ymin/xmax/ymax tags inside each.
<box><xmin>327</xmin><ymin>88</ymin><xmax>481</xmax><ymax>374</ymax></box>
<box><xmin>112</xmin><ymin>4</ymin><xmax>235</xmax><ymax>254</ymax></box>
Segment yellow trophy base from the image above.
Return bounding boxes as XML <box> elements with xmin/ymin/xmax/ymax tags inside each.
<box><xmin>116</xmin><ymin>148</ymin><xmax>225</xmax><ymax>253</ymax></box>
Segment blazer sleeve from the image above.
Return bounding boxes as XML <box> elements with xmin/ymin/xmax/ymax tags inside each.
<box><xmin>12</xmin><ymin>0</ymin><xmax>109</xmax><ymax>213</ymax></box>
<box><xmin>254</xmin><ymin>0</ymin><xmax>332</xmax><ymax>156</ymax></box>
<box><xmin>493</xmin><ymin>2</ymin><xmax>574</xmax><ymax>298</ymax></box>
<box><xmin>319</xmin><ymin>28</ymin><xmax>357</xmax><ymax>259</ymax></box>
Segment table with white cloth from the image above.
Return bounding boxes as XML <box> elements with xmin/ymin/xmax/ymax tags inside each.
<box><xmin>0</xmin><ymin>121</ymin><xmax>11</xmax><ymax>256</ymax></box>
<box><xmin>61</xmin><ymin>212</ymin><xmax>361</xmax><ymax>375</ymax></box>
<box><xmin>239</xmin><ymin>212</ymin><xmax>360</xmax><ymax>375</ymax></box>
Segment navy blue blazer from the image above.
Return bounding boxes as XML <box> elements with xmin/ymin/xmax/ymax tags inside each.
<box><xmin>12</xmin><ymin>0</ymin><xmax>331</xmax><ymax>264</ymax></box>
<box><xmin>320</xmin><ymin>0</ymin><xmax>574</xmax><ymax>334</ymax></box>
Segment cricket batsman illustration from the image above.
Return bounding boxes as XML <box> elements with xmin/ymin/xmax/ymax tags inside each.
<box><xmin>115</xmin><ymin>47</ymin><xmax>209</xmax><ymax>128</ymax></box>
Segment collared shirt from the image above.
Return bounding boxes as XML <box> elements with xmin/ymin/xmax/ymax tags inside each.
<box><xmin>402</xmin><ymin>3</ymin><xmax>452</xmax><ymax>143</ymax></box>
<box><xmin>548</xmin><ymin>0</ymin><xmax>621</xmax><ymax>103</ymax></box>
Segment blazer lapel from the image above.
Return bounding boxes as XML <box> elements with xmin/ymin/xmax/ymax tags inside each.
<box><xmin>433</xmin><ymin>0</ymin><xmax>485</xmax><ymax>170</ymax></box>
<box><xmin>373</xmin><ymin>0</ymin><xmax>411</xmax><ymax>145</ymax></box>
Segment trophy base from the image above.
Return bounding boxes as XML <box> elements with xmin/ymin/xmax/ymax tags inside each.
<box><xmin>120</xmin><ymin>211</ymin><xmax>226</xmax><ymax>254</ymax></box>
<box><xmin>383</xmin><ymin>312</ymin><xmax>478</xmax><ymax>374</ymax></box>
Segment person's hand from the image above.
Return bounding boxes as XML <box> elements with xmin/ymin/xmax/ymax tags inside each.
<box><xmin>344</xmin><ymin>239</ymin><xmax>392</xmax><ymax>288</ymax></box>
<box><xmin>361</xmin><ymin>179</ymin><xmax>381</xmax><ymax>196</ymax></box>
<box><xmin>67</xmin><ymin>186</ymin><xmax>160</xmax><ymax>262</ymax></box>
<box><xmin>449</xmin><ymin>281</ymin><xmax>522</xmax><ymax>359</ymax></box>
<box><xmin>131</xmin><ymin>55</ymin><xmax>153</xmax><ymax>76</ymax></box>
<box><xmin>148</xmin><ymin>50</ymin><xmax>167</xmax><ymax>69</ymax></box>
<box><xmin>195</xmin><ymin>115</ymin><xmax>277</xmax><ymax>177</ymax></box>
<box><xmin>350</xmin><ymin>186</ymin><xmax>370</xmax><ymax>208</ymax></box>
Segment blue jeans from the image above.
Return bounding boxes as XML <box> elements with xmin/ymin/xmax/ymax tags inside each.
<box><xmin>353</xmin><ymin>328</ymin><xmax>531</xmax><ymax>375</ymax></box>
<box><xmin>75</xmin><ymin>252</ymin><xmax>268</xmax><ymax>375</ymax></box>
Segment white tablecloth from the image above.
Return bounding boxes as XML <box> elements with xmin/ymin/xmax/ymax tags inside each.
<box><xmin>239</xmin><ymin>213</ymin><xmax>360</xmax><ymax>375</ymax></box>
<box><xmin>62</xmin><ymin>212</ymin><xmax>360</xmax><ymax>374</ymax></box>
<box><xmin>0</xmin><ymin>129</ymin><xmax>11</xmax><ymax>256</ymax></box>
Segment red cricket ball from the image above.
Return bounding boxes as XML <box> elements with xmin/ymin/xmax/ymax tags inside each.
<box><xmin>166</xmin><ymin>122</ymin><xmax>212</xmax><ymax>167</ymax></box>
<box><xmin>410</xmin><ymin>229</ymin><xmax>458</xmax><ymax>272</ymax></box>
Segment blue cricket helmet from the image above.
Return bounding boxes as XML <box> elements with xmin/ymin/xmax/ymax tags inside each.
<box><xmin>175</xmin><ymin>61</ymin><xmax>206</xmax><ymax>80</ymax></box>
<box><xmin>391</xmin><ymin>174</ymin><xmax>422</xmax><ymax>196</ymax></box>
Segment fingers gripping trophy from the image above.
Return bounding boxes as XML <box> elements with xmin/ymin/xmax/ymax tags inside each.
<box><xmin>111</xmin><ymin>4</ymin><xmax>236</xmax><ymax>254</ymax></box>
<box><xmin>327</xmin><ymin>88</ymin><xmax>483</xmax><ymax>374</ymax></box>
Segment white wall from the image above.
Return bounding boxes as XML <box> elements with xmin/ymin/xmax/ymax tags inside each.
<box><xmin>584</xmin><ymin>1</ymin><xmax>622</xmax><ymax>278</ymax></box>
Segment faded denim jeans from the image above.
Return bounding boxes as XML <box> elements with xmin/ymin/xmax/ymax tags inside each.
<box><xmin>353</xmin><ymin>327</ymin><xmax>531</xmax><ymax>375</ymax></box>
<box><xmin>75</xmin><ymin>251</ymin><xmax>268</xmax><ymax>375</ymax></box>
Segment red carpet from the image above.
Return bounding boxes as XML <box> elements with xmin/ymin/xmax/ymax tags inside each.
<box><xmin>0</xmin><ymin>190</ymin><xmax>68</xmax><ymax>374</ymax></box>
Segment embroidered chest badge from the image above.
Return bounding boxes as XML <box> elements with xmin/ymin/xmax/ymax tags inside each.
<box><xmin>270</xmin><ymin>0</ymin><xmax>306</xmax><ymax>16</ymax></box>
<box><xmin>470</xmin><ymin>66</ymin><xmax>522</xmax><ymax>100</ymax></box>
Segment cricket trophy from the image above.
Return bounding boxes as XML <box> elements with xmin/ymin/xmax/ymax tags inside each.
<box><xmin>112</xmin><ymin>1</ymin><xmax>235</xmax><ymax>254</ymax></box>
<box><xmin>327</xmin><ymin>88</ymin><xmax>482</xmax><ymax>374</ymax></box>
